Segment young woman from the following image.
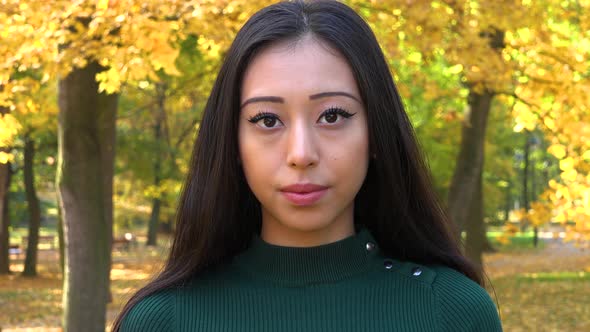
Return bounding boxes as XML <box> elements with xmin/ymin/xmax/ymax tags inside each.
<box><xmin>113</xmin><ymin>1</ymin><xmax>503</xmax><ymax>331</ymax></box>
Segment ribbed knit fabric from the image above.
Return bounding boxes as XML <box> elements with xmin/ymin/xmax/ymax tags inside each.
<box><xmin>121</xmin><ymin>228</ymin><xmax>502</xmax><ymax>331</ymax></box>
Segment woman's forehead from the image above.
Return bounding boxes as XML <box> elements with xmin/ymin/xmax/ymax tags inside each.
<box><xmin>240</xmin><ymin>36</ymin><xmax>361</xmax><ymax>103</ymax></box>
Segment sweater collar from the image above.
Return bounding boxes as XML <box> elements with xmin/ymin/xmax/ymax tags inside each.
<box><xmin>234</xmin><ymin>226</ymin><xmax>380</xmax><ymax>286</ymax></box>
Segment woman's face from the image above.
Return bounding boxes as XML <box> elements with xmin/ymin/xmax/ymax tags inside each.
<box><xmin>238</xmin><ymin>36</ymin><xmax>369</xmax><ymax>246</ymax></box>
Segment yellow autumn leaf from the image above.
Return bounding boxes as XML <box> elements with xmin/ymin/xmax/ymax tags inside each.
<box><xmin>0</xmin><ymin>113</ymin><xmax>21</xmax><ymax>146</ymax></box>
<box><xmin>448</xmin><ymin>64</ymin><xmax>463</xmax><ymax>74</ymax></box>
<box><xmin>543</xmin><ymin>117</ymin><xmax>556</xmax><ymax>130</ymax></box>
<box><xmin>513</xmin><ymin>102</ymin><xmax>537</xmax><ymax>132</ymax></box>
<box><xmin>560</xmin><ymin>157</ymin><xmax>575</xmax><ymax>171</ymax></box>
<box><xmin>561</xmin><ymin>169</ymin><xmax>578</xmax><ymax>182</ymax></box>
<box><xmin>151</xmin><ymin>48</ymin><xmax>182</xmax><ymax>76</ymax></box>
<box><xmin>97</xmin><ymin>0</ymin><xmax>110</xmax><ymax>11</ymax></box>
<box><xmin>556</xmin><ymin>186</ymin><xmax>572</xmax><ymax>200</ymax></box>
<box><xmin>548</xmin><ymin>144</ymin><xmax>567</xmax><ymax>159</ymax></box>
<box><xmin>136</xmin><ymin>34</ymin><xmax>155</xmax><ymax>51</ymax></box>
<box><xmin>513</xmin><ymin>122</ymin><xmax>525</xmax><ymax>132</ymax></box>
<box><xmin>96</xmin><ymin>67</ymin><xmax>121</xmax><ymax>94</ymax></box>
<box><xmin>529</xmin><ymin>201</ymin><xmax>553</xmax><ymax>226</ymax></box>
<box><xmin>554</xmin><ymin>214</ymin><xmax>565</xmax><ymax>223</ymax></box>
<box><xmin>26</xmin><ymin>99</ymin><xmax>38</xmax><ymax>113</ymax></box>
<box><xmin>0</xmin><ymin>151</ymin><xmax>14</xmax><ymax>164</ymax></box>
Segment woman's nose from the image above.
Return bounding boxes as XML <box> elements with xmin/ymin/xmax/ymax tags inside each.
<box><xmin>285</xmin><ymin>120</ymin><xmax>319</xmax><ymax>169</ymax></box>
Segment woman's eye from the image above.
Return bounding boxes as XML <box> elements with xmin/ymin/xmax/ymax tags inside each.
<box><xmin>324</xmin><ymin>113</ymin><xmax>338</xmax><ymax>123</ymax></box>
<box><xmin>248</xmin><ymin>112</ymin><xmax>282</xmax><ymax>129</ymax></box>
<box><xmin>318</xmin><ymin>107</ymin><xmax>356</xmax><ymax>124</ymax></box>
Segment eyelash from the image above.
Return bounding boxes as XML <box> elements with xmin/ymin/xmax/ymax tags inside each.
<box><xmin>247</xmin><ymin>107</ymin><xmax>356</xmax><ymax>126</ymax></box>
<box><xmin>247</xmin><ymin>111</ymin><xmax>277</xmax><ymax>124</ymax></box>
<box><xmin>322</xmin><ymin>107</ymin><xmax>356</xmax><ymax>121</ymax></box>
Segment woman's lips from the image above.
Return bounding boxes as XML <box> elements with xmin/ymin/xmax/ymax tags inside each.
<box><xmin>280</xmin><ymin>184</ymin><xmax>329</xmax><ymax>206</ymax></box>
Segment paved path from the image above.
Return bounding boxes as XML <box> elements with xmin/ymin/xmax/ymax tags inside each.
<box><xmin>484</xmin><ymin>238</ymin><xmax>589</xmax><ymax>278</ymax></box>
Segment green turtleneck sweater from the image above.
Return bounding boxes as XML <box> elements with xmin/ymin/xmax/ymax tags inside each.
<box><xmin>121</xmin><ymin>228</ymin><xmax>502</xmax><ymax>331</ymax></box>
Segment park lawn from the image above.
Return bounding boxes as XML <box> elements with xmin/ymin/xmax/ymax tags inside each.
<box><xmin>0</xmin><ymin>240</ymin><xmax>169</xmax><ymax>331</ymax></box>
<box><xmin>9</xmin><ymin>227</ymin><xmax>57</xmax><ymax>240</ymax></box>
<box><xmin>486</xmin><ymin>230</ymin><xmax>548</xmax><ymax>251</ymax></box>
<box><xmin>1</xmin><ymin>236</ymin><xmax>589</xmax><ymax>331</ymax></box>
<box><xmin>490</xmin><ymin>273</ymin><xmax>590</xmax><ymax>332</ymax></box>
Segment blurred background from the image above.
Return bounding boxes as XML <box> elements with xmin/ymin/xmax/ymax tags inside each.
<box><xmin>0</xmin><ymin>0</ymin><xmax>588</xmax><ymax>331</ymax></box>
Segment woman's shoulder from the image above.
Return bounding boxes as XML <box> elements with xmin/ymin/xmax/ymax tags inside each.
<box><xmin>428</xmin><ymin>265</ymin><xmax>503</xmax><ymax>331</ymax></box>
<box><xmin>119</xmin><ymin>288</ymin><xmax>176</xmax><ymax>332</ymax></box>
<box><xmin>382</xmin><ymin>261</ymin><xmax>502</xmax><ymax>330</ymax></box>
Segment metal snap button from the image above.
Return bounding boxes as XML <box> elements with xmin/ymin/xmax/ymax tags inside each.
<box><xmin>384</xmin><ymin>259</ymin><xmax>394</xmax><ymax>269</ymax></box>
<box><xmin>365</xmin><ymin>242</ymin><xmax>375</xmax><ymax>251</ymax></box>
<box><xmin>412</xmin><ymin>267</ymin><xmax>422</xmax><ymax>276</ymax></box>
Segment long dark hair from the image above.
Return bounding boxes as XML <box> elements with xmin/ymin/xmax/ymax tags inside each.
<box><xmin>112</xmin><ymin>0</ymin><xmax>481</xmax><ymax>329</ymax></box>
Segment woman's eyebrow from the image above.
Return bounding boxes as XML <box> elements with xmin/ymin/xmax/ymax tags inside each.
<box><xmin>240</xmin><ymin>91</ymin><xmax>361</xmax><ymax>109</ymax></box>
<box><xmin>240</xmin><ymin>96</ymin><xmax>284</xmax><ymax>109</ymax></box>
<box><xmin>309</xmin><ymin>91</ymin><xmax>361</xmax><ymax>103</ymax></box>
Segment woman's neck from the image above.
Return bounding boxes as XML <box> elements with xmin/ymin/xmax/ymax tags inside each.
<box><xmin>260</xmin><ymin>214</ymin><xmax>356</xmax><ymax>247</ymax></box>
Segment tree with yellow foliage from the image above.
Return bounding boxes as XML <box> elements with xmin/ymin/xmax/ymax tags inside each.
<box><xmin>0</xmin><ymin>1</ymin><xmax>269</xmax><ymax>330</ymax></box>
<box><xmin>508</xmin><ymin>0</ymin><xmax>590</xmax><ymax>246</ymax></box>
<box><xmin>351</xmin><ymin>0</ymin><xmax>590</xmax><ymax>265</ymax></box>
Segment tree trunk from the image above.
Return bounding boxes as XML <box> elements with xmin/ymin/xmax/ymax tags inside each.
<box><xmin>447</xmin><ymin>88</ymin><xmax>496</xmax><ymax>266</ymax></box>
<box><xmin>530</xmin><ymin>133</ymin><xmax>539</xmax><ymax>247</ymax></box>
<box><xmin>146</xmin><ymin>150</ymin><xmax>162</xmax><ymax>247</ymax></box>
<box><xmin>57</xmin><ymin>202</ymin><xmax>65</xmax><ymax>275</ymax></box>
<box><xmin>504</xmin><ymin>181</ymin><xmax>511</xmax><ymax>222</ymax></box>
<box><xmin>0</xmin><ymin>104</ymin><xmax>12</xmax><ymax>274</ymax></box>
<box><xmin>146</xmin><ymin>84</ymin><xmax>165</xmax><ymax>246</ymax></box>
<box><xmin>57</xmin><ymin>61</ymin><xmax>118</xmax><ymax>332</ymax></box>
<box><xmin>447</xmin><ymin>89</ymin><xmax>493</xmax><ymax>237</ymax></box>
<box><xmin>465</xmin><ymin>174</ymin><xmax>485</xmax><ymax>270</ymax></box>
<box><xmin>161</xmin><ymin>217</ymin><xmax>173</xmax><ymax>234</ymax></box>
<box><xmin>448</xmin><ymin>29</ymin><xmax>504</xmax><ymax>264</ymax></box>
<box><xmin>147</xmin><ymin>197</ymin><xmax>161</xmax><ymax>246</ymax></box>
<box><xmin>529</xmin><ymin>136</ymin><xmax>538</xmax><ymax>202</ymax></box>
<box><xmin>0</xmin><ymin>160</ymin><xmax>11</xmax><ymax>274</ymax></box>
<box><xmin>23</xmin><ymin>135</ymin><xmax>42</xmax><ymax>277</ymax></box>
<box><xmin>521</xmin><ymin>131</ymin><xmax>530</xmax><ymax>232</ymax></box>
